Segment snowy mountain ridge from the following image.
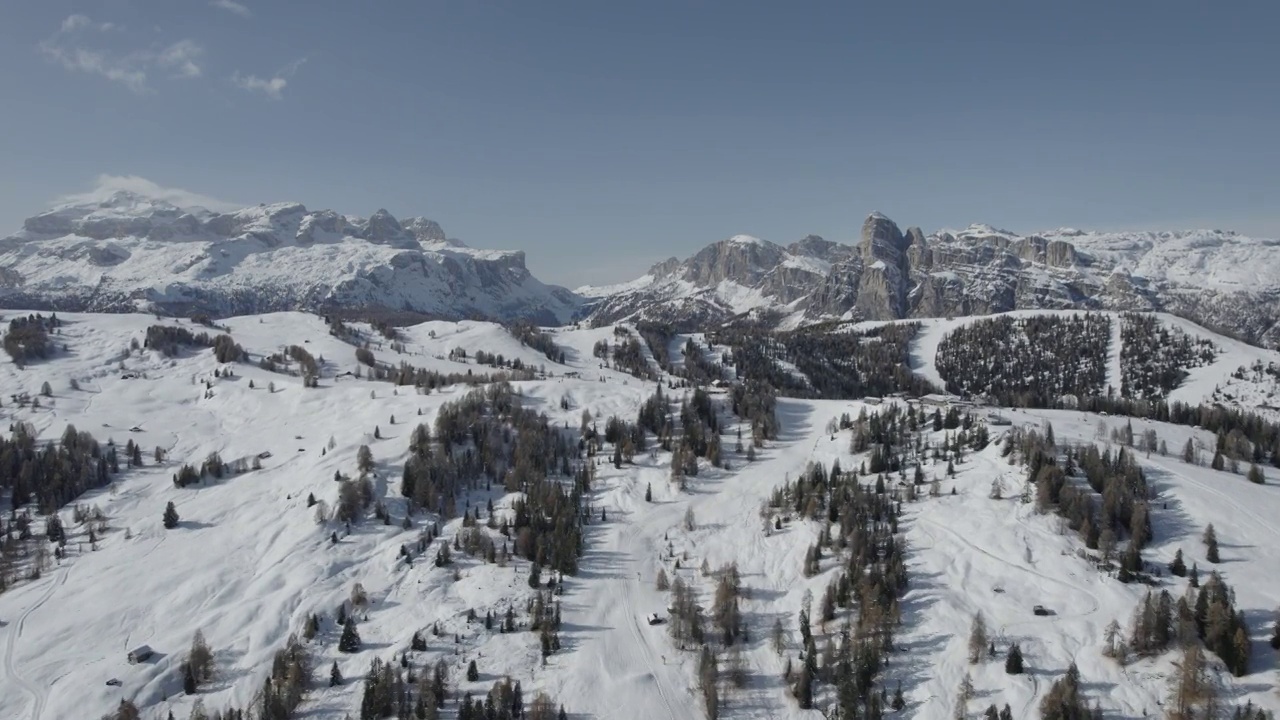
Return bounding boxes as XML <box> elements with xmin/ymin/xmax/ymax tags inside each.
<box><xmin>583</xmin><ymin>215</ymin><xmax>1280</xmax><ymax>347</ymax></box>
<box><xmin>0</xmin><ymin>190</ymin><xmax>580</xmax><ymax>324</ymax></box>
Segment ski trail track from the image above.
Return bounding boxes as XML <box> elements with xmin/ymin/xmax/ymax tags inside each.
<box><xmin>2</xmin><ymin>567</ymin><xmax>67</xmax><ymax>720</ymax></box>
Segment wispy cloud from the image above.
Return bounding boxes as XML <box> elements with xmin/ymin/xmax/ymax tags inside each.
<box><xmin>231</xmin><ymin>57</ymin><xmax>306</xmax><ymax>100</ymax></box>
<box><xmin>57</xmin><ymin>175</ymin><xmax>241</xmax><ymax>212</ymax></box>
<box><xmin>210</xmin><ymin>0</ymin><xmax>252</xmax><ymax>18</ymax></box>
<box><xmin>158</xmin><ymin>39</ymin><xmax>204</xmax><ymax>79</ymax></box>
<box><xmin>40</xmin><ymin>15</ymin><xmax>201</xmax><ymax>93</ymax></box>
<box><xmin>61</xmin><ymin>14</ymin><xmax>92</xmax><ymax>32</ymax></box>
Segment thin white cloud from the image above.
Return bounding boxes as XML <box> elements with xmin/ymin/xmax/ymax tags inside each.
<box><xmin>211</xmin><ymin>0</ymin><xmax>252</xmax><ymax>18</ymax></box>
<box><xmin>231</xmin><ymin>72</ymin><xmax>286</xmax><ymax>99</ymax></box>
<box><xmin>61</xmin><ymin>14</ymin><xmax>92</xmax><ymax>32</ymax></box>
<box><xmin>40</xmin><ymin>43</ymin><xmax>150</xmax><ymax>93</ymax></box>
<box><xmin>158</xmin><ymin>39</ymin><xmax>204</xmax><ymax>78</ymax></box>
<box><xmin>40</xmin><ymin>15</ymin><xmax>202</xmax><ymax>92</ymax></box>
<box><xmin>57</xmin><ymin>175</ymin><xmax>241</xmax><ymax>212</ymax></box>
<box><xmin>230</xmin><ymin>57</ymin><xmax>306</xmax><ymax>100</ymax></box>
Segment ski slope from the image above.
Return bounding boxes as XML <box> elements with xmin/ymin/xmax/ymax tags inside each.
<box><xmin>0</xmin><ymin>311</ymin><xmax>1277</xmax><ymax>719</ymax></box>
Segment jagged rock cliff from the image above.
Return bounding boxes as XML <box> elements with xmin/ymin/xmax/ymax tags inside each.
<box><xmin>0</xmin><ymin>191</ymin><xmax>580</xmax><ymax>324</ymax></box>
<box><xmin>583</xmin><ymin>213</ymin><xmax>1280</xmax><ymax>347</ymax></box>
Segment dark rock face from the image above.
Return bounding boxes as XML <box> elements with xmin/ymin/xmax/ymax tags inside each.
<box><xmin>586</xmin><ymin>213</ymin><xmax>1280</xmax><ymax>348</ymax></box>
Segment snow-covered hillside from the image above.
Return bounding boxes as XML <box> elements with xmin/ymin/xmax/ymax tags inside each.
<box><xmin>1</xmin><ymin>311</ymin><xmax>1278</xmax><ymax>720</ymax></box>
<box><xmin>904</xmin><ymin>310</ymin><xmax>1280</xmax><ymax>418</ymax></box>
<box><xmin>0</xmin><ymin>190</ymin><xmax>580</xmax><ymax>324</ymax></box>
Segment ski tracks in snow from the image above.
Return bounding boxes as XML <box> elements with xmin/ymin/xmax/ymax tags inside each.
<box><xmin>2</xmin><ymin>567</ymin><xmax>68</xmax><ymax>720</ymax></box>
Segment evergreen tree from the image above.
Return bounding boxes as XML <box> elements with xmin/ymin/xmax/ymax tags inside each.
<box><xmin>1169</xmin><ymin>548</ymin><xmax>1187</xmax><ymax>576</ymax></box>
<box><xmin>1204</xmin><ymin>524</ymin><xmax>1220</xmax><ymax>563</ymax></box>
<box><xmin>163</xmin><ymin>501</ymin><xmax>180</xmax><ymax>529</ymax></box>
<box><xmin>330</xmin><ymin>661</ymin><xmax>343</xmax><ymax>686</ymax></box>
<box><xmin>1247</xmin><ymin>463</ymin><xmax>1265</xmax><ymax>484</ymax></box>
<box><xmin>968</xmin><ymin>612</ymin><xmax>988</xmax><ymax>664</ymax></box>
<box><xmin>1005</xmin><ymin>643</ymin><xmax>1024</xmax><ymax>674</ymax></box>
<box><xmin>339</xmin><ymin>618</ymin><xmax>362</xmax><ymax>653</ymax></box>
<box><xmin>466</xmin><ymin>659</ymin><xmax>478</xmax><ymax>681</ymax></box>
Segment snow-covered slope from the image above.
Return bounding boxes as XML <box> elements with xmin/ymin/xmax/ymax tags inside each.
<box><xmin>0</xmin><ymin>191</ymin><xmax>581</xmax><ymax>324</ymax></box>
<box><xmin>2</xmin><ymin>311</ymin><xmax>1279</xmax><ymax>720</ymax></box>
<box><xmin>585</xmin><ymin>215</ymin><xmax>1280</xmax><ymax>348</ymax></box>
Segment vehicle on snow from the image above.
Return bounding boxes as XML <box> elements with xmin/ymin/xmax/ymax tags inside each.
<box><xmin>106</xmin><ymin>678</ymin><xmax>122</xmax><ymax>687</ymax></box>
<box><xmin>646</xmin><ymin>613</ymin><xmax>664</xmax><ymax>625</ymax></box>
<box><xmin>1033</xmin><ymin>605</ymin><xmax>1052</xmax><ymax>616</ymax></box>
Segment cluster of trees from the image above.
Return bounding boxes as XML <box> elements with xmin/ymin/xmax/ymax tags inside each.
<box><xmin>729</xmin><ymin>380</ymin><xmax>779</xmax><ymax>448</ymax></box>
<box><xmin>457</xmin><ymin>677</ymin><xmax>564</xmax><ymax>720</ymax></box>
<box><xmin>355</xmin><ymin>654</ymin><xmax>566</xmax><ymax>720</ymax></box>
<box><xmin>766</xmin><ymin>451</ymin><xmax>909</xmax><ymax>718</ymax></box>
<box><xmin>1037</xmin><ymin>663</ymin><xmax>1100</xmax><ymax>720</ymax></box>
<box><xmin>715</xmin><ymin>322</ymin><xmax>929</xmax><ymax>399</ymax></box>
<box><xmin>505</xmin><ymin>322</ymin><xmax>566</xmax><ymax>365</ymax></box>
<box><xmin>936</xmin><ymin>313</ymin><xmax>1110</xmax><ymax>405</ymax></box>
<box><xmin>358</xmin><ymin>348</ymin><xmax>536</xmax><ymax>389</ymax></box>
<box><xmin>180</xmin><ymin>630</ymin><xmax>215</xmax><ymax>694</ymax></box>
<box><xmin>171</xmin><ymin>451</ymin><xmax>251</xmax><ymax>489</ymax></box>
<box><xmin>3</xmin><ymin>313</ymin><xmax>60</xmax><ymax>364</ymax></box>
<box><xmin>668</xmin><ymin>387</ymin><xmax>733</xmax><ymax>486</ymax></box>
<box><xmin>470</xmin><ymin>349</ymin><xmax>535</xmax><ymax>372</ymax></box>
<box><xmin>403</xmin><ymin>384</ymin><xmax>586</xmax><ymax>575</ymax></box>
<box><xmin>1019</xmin><ymin>434</ymin><xmax>1154</xmax><ymax>575</ymax></box>
<box><xmin>1119</xmin><ymin>313</ymin><xmax>1217</xmax><ymax>400</ymax></box>
<box><xmin>0</xmin><ymin>423</ymin><xmax>120</xmax><ymax>514</ymax></box>
<box><xmin>592</xmin><ymin>327</ymin><xmax>656</xmax><ymax>380</ymax></box>
<box><xmin>1127</xmin><ymin>571</ymin><xmax>1251</xmax><ymax>676</ymax></box>
<box><xmin>260</xmin><ymin>345</ymin><xmax>320</xmax><ymax>383</ymax></box>
<box><xmin>676</xmin><ymin>337</ymin><xmax>723</xmax><ymax>387</ymax></box>
<box><xmin>145</xmin><ymin>324</ymin><xmax>246</xmax><ymax>363</ymax></box>
<box><xmin>195</xmin><ymin>633</ymin><xmax>310</xmax><ymax>720</ymax></box>
<box><xmin>636</xmin><ymin>321</ymin><xmax>676</xmax><ymax>371</ymax></box>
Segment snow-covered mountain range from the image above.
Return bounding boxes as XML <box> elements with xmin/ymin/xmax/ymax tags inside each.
<box><xmin>5</xmin><ymin>189</ymin><xmax>1280</xmax><ymax>349</ymax></box>
<box><xmin>0</xmin><ymin>191</ymin><xmax>581</xmax><ymax>324</ymax></box>
<box><xmin>582</xmin><ymin>214</ymin><xmax>1280</xmax><ymax>348</ymax></box>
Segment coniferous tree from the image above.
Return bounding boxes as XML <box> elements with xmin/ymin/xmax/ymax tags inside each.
<box><xmin>330</xmin><ymin>661</ymin><xmax>343</xmax><ymax>687</ymax></box>
<box><xmin>339</xmin><ymin>618</ymin><xmax>362</xmax><ymax>653</ymax></box>
<box><xmin>163</xmin><ymin>501</ymin><xmax>180</xmax><ymax>529</ymax></box>
<box><xmin>968</xmin><ymin>612</ymin><xmax>988</xmax><ymax>664</ymax></box>
<box><xmin>466</xmin><ymin>660</ymin><xmax>478</xmax><ymax>681</ymax></box>
<box><xmin>1204</xmin><ymin>524</ymin><xmax>1220</xmax><ymax>563</ymax></box>
<box><xmin>1005</xmin><ymin>643</ymin><xmax>1024</xmax><ymax>674</ymax></box>
<box><xmin>1170</xmin><ymin>548</ymin><xmax>1187</xmax><ymax>576</ymax></box>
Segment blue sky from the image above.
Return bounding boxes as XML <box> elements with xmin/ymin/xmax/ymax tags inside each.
<box><xmin>2</xmin><ymin>2</ymin><xmax>1278</xmax><ymax>286</ymax></box>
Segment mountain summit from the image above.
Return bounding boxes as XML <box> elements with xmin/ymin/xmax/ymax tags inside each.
<box><xmin>583</xmin><ymin>213</ymin><xmax>1280</xmax><ymax>347</ymax></box>
<box><xmin>0</xmin><ymin>190</ymin><xmax>580</xmax><ymax>323</ymax></box>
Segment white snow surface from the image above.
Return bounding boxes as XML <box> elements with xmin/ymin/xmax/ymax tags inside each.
<box><xmin>0</xmin><ymin>311</ymin><xmax>1278</xmax><ymax>719</ymax></box>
